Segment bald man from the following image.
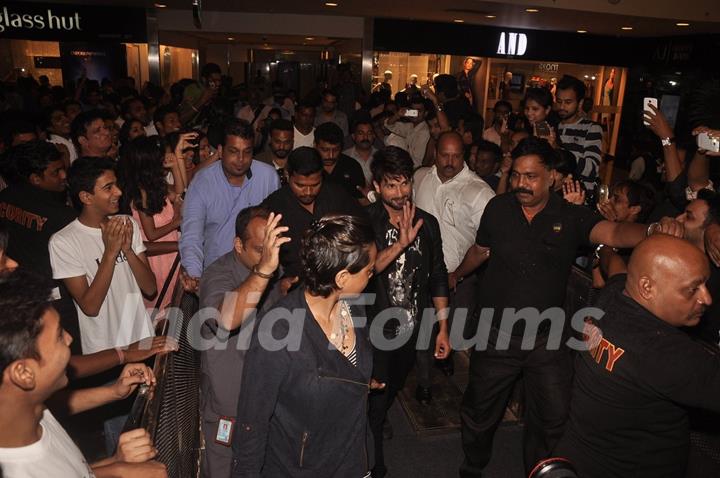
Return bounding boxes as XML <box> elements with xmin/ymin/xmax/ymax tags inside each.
<box><xmin>555</xmin><ymin>235</ymin><xmax>720</xmax><ymax>478</ymax></box>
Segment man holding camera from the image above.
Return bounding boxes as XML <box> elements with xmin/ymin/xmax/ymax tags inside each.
<box><xmin>384</xmin><ymin>95</ymin><xmax>431</xmax><ymax>168</ymax></box>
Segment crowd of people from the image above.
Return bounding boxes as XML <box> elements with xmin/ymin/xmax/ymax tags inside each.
<box><xmin>0</xmin><ymin>58</ymin><xmax>720</xmax><ymax>478</ymax></box>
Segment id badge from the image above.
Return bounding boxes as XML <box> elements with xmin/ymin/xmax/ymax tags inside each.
<box><xmin>215</xmin><ymin>417</ymin><xmax>235</xmax><ymax>446</ymax></box>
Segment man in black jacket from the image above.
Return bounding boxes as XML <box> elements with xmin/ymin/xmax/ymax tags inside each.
<box><xmin>365</xmin><ymin>146</ymin><xmax>450</xmax><ymax>478</ymax></box>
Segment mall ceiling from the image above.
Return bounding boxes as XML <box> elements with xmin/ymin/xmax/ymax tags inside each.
<box><xmin>42</xmin><ymin>0</ymin><xmax>720</xmax><ymax>37</ymax></box>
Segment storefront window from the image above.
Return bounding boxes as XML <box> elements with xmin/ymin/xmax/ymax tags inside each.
<box><xmin>374</xmin><ymin>50</ymin><xmax>627</xmax><ymax>163</ymax></box>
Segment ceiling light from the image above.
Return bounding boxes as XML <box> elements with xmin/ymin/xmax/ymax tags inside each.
<box><xmin>621</xmin><ymin>26</ymin><xmax>633</xmax><ymax>30</ymax></box>
<box><xmin>485</xmin><ymin>15</ymin><xmax>496</xmax><ymax>19</ymax></box>
<box><xmin>577</xmin><ymin>29</ymin><xmax>587</xmax><ymax>33</ymax></box>
<box><xmin>324</xmin><ymin>2</ymin><xmax>338</xmax><ymax>6</ymax></box>
<box><xmin>453</xmin><ymin>19</ymin><xmax>465</xmax><ymax>23</ymax></box>
<box><xmin>525</xmin><ymin>8</ymin><xmax>540</xmax><ymax>13</ymax></box>
<box><xmin>305</xmin><ymin>37</ymin><xmax>315</xmax><ymax>41</ymax></box>
<box><xmin>676</xmin><ymin>22</ymin><xmax>690</xmax><ymax>27</ymax></box>
<box><xmin>153</xmin><ymin>3</ymin><xmax>167</xmax><ymax>7</ymax></box>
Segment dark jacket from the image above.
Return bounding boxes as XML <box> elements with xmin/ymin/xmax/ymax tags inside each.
<box><xmin>232</xmin><ymin>288</ymin><xmax>372</xmax><ymax>478</ymax></box>
<box><xmin>366</xmin><ymin>201</ymin><xmax>449</xmax><ymax>316</ymax></box>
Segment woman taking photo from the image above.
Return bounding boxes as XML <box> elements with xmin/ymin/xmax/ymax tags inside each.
<box><xmin>232</xmin><ymin>214</ymin><xmax>378</xmax><ymax>478</ymax></box>
<box><xmin>523</xmin><ymin>87</ymin><xmax>558</xmax><ymax>146</ymax></box>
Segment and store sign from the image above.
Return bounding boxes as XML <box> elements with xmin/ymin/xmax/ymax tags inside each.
<box><xmin>497</xmin><ymin>32</ymin><xmax>528</xmax><ymax>56</ymax></box>
<box><xmin>373</xmin><ymin>19</ymin><xmax>638</xmax><ymax>67</ymax></box>
<box><xmin>0</xmin><ymin>2</ymin><xmax>146</xmax><ymax>42</ymax></box>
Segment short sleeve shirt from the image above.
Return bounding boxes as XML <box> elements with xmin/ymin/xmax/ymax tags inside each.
<box><xmin>476</xmin><ymin>192</ymin><xmax>602</xmax><ymax>334</ymax></box>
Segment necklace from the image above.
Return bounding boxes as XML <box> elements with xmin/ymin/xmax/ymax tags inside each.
<box><xmin>329</xmin><ymin>301</ymin><xmax>352</xmax><ymax>354</ymax></box>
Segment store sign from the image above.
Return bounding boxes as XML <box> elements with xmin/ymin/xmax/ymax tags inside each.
<box><xmin>497</xmin><ymin>32</ymin><xmax>528</xmax><ymax>56</ymax></box>
<box><xmin>0</xmin><ymin>6</ymin><xmax>82</xmax><ymax>33</ymax></box>
<box><xmin>538</xmin><ymin>63</ymin><xmax>559</xmax><ymax>72</ymax></box>
<box><xmin>0</xmin><ymin>2</ymin><xmax>146</xmax><ymax>42</ymax></box>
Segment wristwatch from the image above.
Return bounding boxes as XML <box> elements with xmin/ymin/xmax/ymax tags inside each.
<box><xmin>661</xmin><ymin>136</ymin><xmax>675</xmax><ymax>147</ymax></box>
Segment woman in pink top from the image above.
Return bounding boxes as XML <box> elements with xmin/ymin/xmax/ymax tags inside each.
<box><xmin>117</xmin><ymin>135</ymin><xmax>195</xmax><ymax>314</ymax></box>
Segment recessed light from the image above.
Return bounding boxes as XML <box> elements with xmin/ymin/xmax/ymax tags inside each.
<box><xmin>621</xmin><ymin>26</ymin><xmax>633</xmax><ymax>30</ymax></box>
<box><xmin>453</xmin><ymin>19</ymin><xmax>465</xmax><ymax>23</ymax></box>
<box><xmin>485</xmin><ymin>15</ymin><xmax>496</xmax><ymax>19</ymax></box>
<box><xmin>324</xmin><ymin>2</ymin><xmax>338</xmax><ymax>6</ymax></box>
<box><xmin>676</xmin><ymin>22</ymin><xmax>690</xmax><ymax>27</ymax></box>
<box><xmin>227</xmin><ymin>37</ymin><xmax>234</xmax><ymax>40</ymax></box>
<box><xmin>305</xmin><ymin>37</ymin><xmax>315</xmax><ymax>41</ymax></box>
<box><xmin>525</xmin><ymin>8</ymin><xmax>540</xmax><ymax>13</ymax></box>
<box><xmin>153</xmin><ymin>3</ymin><xmax>167</xmax><ymax>7</ymax></box>
<box><xmin>577</xmin><ymin>29</ymin><xmax>587</xmax><ymax>33</ymax></box>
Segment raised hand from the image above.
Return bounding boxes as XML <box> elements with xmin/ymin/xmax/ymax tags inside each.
<box><xmin>397</xmin><ymin>201</ymin><xmax>424</xmax><ymax>249</ymax></box>
<box><xmin>256</xmin><ymin>213</ymin><xmax>291</xmax><ymax>277</ymax></box>
<box><xmin>562</xmin><ymin>180</ymin><xmax>586</xmax><ymax>205</ymax></box>
<box><xmin>644</xmin><ymin>103</ymin><xmax>673</xmax><ymax>139</ymax></box>
<box><xmin>597</xmin><ymin>200</ymin><xmax>617</xmax><ymax>222</ymax></box>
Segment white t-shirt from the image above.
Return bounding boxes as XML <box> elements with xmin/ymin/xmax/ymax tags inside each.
<box><xmin>0</xmin><ymin>409</ymin><xmax>95</xmax><ymax>478</ymax></box>
<box><xmin>49</xmin><ymin>216</ymin><xmax>154</xmax><ymax>354</ymax></box>
<box><xmin>293</xmin><ymin>126</ymin><xmax>315</xmax><ymax>150</ymax></box>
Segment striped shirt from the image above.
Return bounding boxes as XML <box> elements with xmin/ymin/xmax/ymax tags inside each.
<box><xmin>346</xmin><ymin>343</ymin><xmax>358</xmax><ymax>367</ymax></box>
<box><xmin>558</xmin><ymin>117</ymin><xmax>603</xmax><ymax>190</ymax></box>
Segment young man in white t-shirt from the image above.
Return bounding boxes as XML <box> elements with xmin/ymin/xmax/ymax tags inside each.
<box><xmin>49</xmin><ymin>156</ymin><xmax>157</xmax><ymax>355</ymax></box>
<box><xmin>49</xmin><ymin>156</ymin><xmax>158</xmax><ymax>455</ymax></box>
<box><xmin>0</xmin><ymin>269</ymin><xmax>167</xmax><ymax>477</ymax></box>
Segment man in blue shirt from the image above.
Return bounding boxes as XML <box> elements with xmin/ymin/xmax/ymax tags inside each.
<box><xmin>180</xmin><ymin>119</ymin><xmax>280</xmax><ymax>291</ymax></box>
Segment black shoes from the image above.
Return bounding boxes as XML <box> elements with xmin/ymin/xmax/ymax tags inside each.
<box><xmin>415</xmin><ymin>385</ymin><xmax>432</xmax><ymax>406</ymax></box>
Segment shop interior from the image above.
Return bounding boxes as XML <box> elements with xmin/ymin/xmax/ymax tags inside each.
<box><xmin>374</xmin><ymin>51</ymin><xmax>627</xmax><ymax>168</ymax></box>
<box><xmin>0</xmin><ymin>39</ymin><xmax>198</xmax><ymax>89</ymax></box>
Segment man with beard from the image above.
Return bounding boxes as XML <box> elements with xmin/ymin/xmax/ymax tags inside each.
<box><xmin>344</xmin><ymin>115</ymin><xmax>377</xmax><ymax>186</ymax></box>
<box><xmin>314</xmin><ymin>89</ymin><xmax>349</xmax><ymax>137</ymax></box>
<box><xmin>315</xmin><ymin>122</ymin><xmax>366</xmax><ymax>201</ymax></box>
<box><xmin>555</xmin><ymin>235</ymin><xmax>720</xmax><ymax>478</ymax></box>
<box><xmin>261</xmin><ymin>147</ymin><xmax>365</xmax><ymax>279</ymax></box>
<box><xmin>366</xmin><ymin>146</ymin><xmax>450</xmax><ymax>478</ymax></box>
<box><xmin>555</xmin><ymin>75</ymin><xmax>603</xmax><ymax>193</ymax></box>
<box><xmin>453</xmin><ymin>136</ymin><xmax>684</xmax><ymax>477</ymax></box>
<box><xmin>257</xmin><ymin>119</ymin><xmax>293</xmax><ymax>186</ymax></box>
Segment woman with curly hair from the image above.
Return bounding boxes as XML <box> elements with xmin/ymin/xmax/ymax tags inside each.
<box><xmin>117</xmin><ymin>136</ymin><xmax>184</xmax><ymax>312</ymax></box>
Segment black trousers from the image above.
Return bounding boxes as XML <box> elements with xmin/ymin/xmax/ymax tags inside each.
<box><xmin>368</xmin><ymin>328</ymin><xmax>418</xmax><ymax>473</ymax></box>
<box><xmin>459</xmin><ymin>330</ymin><xmax>573</xmax><ymax>477</ymax></box>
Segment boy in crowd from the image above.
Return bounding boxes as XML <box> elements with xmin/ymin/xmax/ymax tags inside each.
<box><xmin>49</xmin><ymin>156</ymin><xmax>157</xmax><ymax>453</ymax></box>
<box><xmin>0</xmin><ymin>269</ymin><xmax>166</xmax><ymax>477</ymax></box>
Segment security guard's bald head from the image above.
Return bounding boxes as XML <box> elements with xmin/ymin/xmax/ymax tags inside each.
<box><xmin>626</xmin><ymin>235</ymin><xmax>711</xmax><ymax>327</ymax></box>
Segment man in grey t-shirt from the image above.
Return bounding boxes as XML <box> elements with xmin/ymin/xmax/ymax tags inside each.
<box><xmin>198</xmin><ymin>206</ymin><xmax>291</xmax><ymax>478</ymax></box>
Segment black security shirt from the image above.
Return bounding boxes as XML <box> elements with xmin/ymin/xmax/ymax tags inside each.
<box><xmin>556</xmin><ymin>275</ymin><xmax>720</xmax><ymax>478</ymax></box>
<box><xmin>262</xmin><ymin>181</ymin><xmax>366</xmax><ymax>277</ymax></box>
<box><xmin>0</xmin><ymin>183</ymin><xmax>77</xmax><ymax>277</ymax></box>
<box><xmin>475</xmin><ymin>192</ymin><xmax>601</xmax><ymax>335</ymax></box>
<box><xmin>325</xmin><ymin>153</ymin><xmax>366</xmax><ymax>199</ymax></box>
